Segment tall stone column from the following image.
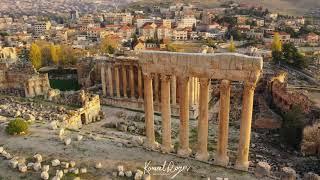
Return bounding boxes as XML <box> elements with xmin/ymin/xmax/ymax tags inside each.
<box><xmin>35</xmin><ymin>82</ymin><xmax>41</xmax><ymax>96</ymax></box>
<box><xmin>24</xmin><ymin>85</ymin><xmax>29</xmax><ymax>97</ymax></box>
<box><xmin>107</xmin><ymin>66</ymin><xmax>113</xmax><ymax>97</ymax></box>
<box><xmin>195</xmin><ymin>78</ymin><xmax>210</xmax><ymax>161</ymax></box>
<box><xmin>177</xmin><ymin>76</ymin><xmax>192</xmax><ymax>157</ymax></box>
<box><xmin>235</xmin><ymin>82</ymin><xmax>256</xmax><ymax>171</ymax></box>
<box><xmin>129</xmin><ymin>65</ymin><xmax>135</xmax><ymax>99</ymax></box>
<box><xmin>101</xmin><ymin>66</ymin><xmax>107</xmax><ymax>96</ymax></box>
<box><xmin>194</xmin><ymin>78</ymin><xmax>198</xmax><ymax>104</ymax></box>
<box><xmin>154</xmin><ymin>74</ymin><xmax>159</xmax><ymax>103</ymax></box>
<box><xmin>160</xmin><ymin>75</ymin><xmax>173</xmax><ymax>153</ymax></box>
<box><xmin>189</xmin><ymin>77</ymin><xmax>195</xmax><ymax>105</ymax></box>
<box><xmin>196</xmin><ymin>78</ymin><xmax>200</xmax><ymax>103</ymax></box>
<box><xmin>122</xmin><ymin>65</ymin><xmax>127</xmax><ymax>98</ymax></box>
<box><xmin>28</xmin><ymin>81</ymin><xmax>35</xmax><ymax>97</ymax></box>
<box><xmin>115</xmin><ymin>66</ymin><xmax>120</xmax><ymax>98</ymax></box>
<box><xmin>171</xmin><ymin>75</ymin><xmax>177</xmax><ymax>105</ymax></box>
<box><xmin>215</xmin><ymin>80</ymin><xmax>231</xmax><ymax>167</ymax></box>
<box><xmin>138</xmin><ymin>68</ymin><xmax>143</xmax><ymax>100</ymax></box>
<box><xmin>143</xmin><ymin>74</ymin><xmax>159</xmax><ymax>150</ymax></box>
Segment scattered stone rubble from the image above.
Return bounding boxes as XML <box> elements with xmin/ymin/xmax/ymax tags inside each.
<box><xmin>0</xmin><ymin>146</ymin><xmax>97</xmax><ymax>179</ymax></box>
<box><xmin>0</xmin><ymin>97</ymin><xmax>68</xmax><ymax>123</ymax></box>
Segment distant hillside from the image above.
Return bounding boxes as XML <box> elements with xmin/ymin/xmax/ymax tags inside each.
<box><xmin>132</xmin><ymin>0</ymin><xmax>320</xmax><ymax>15</ymax></box>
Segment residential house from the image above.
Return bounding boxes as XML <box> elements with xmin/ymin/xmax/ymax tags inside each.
<box><xmin>140</xmin><ymin>22</ymin><xmax>157</xmax><ymax>40</ymax></box>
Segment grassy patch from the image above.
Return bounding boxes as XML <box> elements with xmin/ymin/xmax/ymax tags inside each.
<box><xmin>62</xmin><ymin>173</ymin><xmax>78</xmax><ymax>180</ymax></box>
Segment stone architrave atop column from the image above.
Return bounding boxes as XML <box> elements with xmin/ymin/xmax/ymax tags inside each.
<box><xmin>101</xmin><ymin>66</ymin><xmax>107</xmax><ymax>96</ymax></box>
<box><xmin>122</xmin><ymin>65</ymin><xmax>127</xmax><ymax>98</ymax></box>
<box><xmin>129</xmin><ymin>65</ymin><xmax>135</xmax><ymax>99</ymax></box>
<box><xmin>215</xmin><ymin>80</ymin><xmax>231</xmax><ymax>167</ymax></box>
<box><xmin>138</xmin><ymin>68</ymin><xmax>143</xmax><ymax>100</ymax></box>
<box><xmin>107</xmin><ymin>65</ymin><xmax>113</xmax><ymax>97</ymax></box>
<box><xmin>115</xmin><ymin>66</ymin><xmax>121</xmax><ymax>98</ymax></box>
<box><xmin>195</xmin><ymin>78</ymin><xmax>210</xmax><ymax>161</ymax></box>
<box><xmin>171</xmin><ymin>75</ymin><xmax>177</xmax><ymax>105</ymax></box>
<box><xmin>143</xmin><ymin>73</ymin><xmax>159</xmax><ymax>150</ymax></box>
<box><xmin>177</xmin><ymin>76</ymin><xmax>192</xmax><ymax>157</ymax></box>
<box><xmin>160</xmin><ymin>75</ymin><xmax>174</xmax><ymax>153</ymax></box>
<box><xmin>235</xmin><ymin>82</ymin><xmax>256</xmax><ymax>171</ymax></box>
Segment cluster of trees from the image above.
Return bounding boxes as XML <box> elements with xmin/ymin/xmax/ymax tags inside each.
<box><xmin>98</xmin><ymin>35</ymin><xmax>120</xmax><ymax>55</ymax></box>
<box><xmin>29</xmin><ymin>41</ymin><xmax>84</xmax><ymax>69</ymax></box>
<box><xmin>272</xmin><ymin>33</ymin><xmax>308</xmax><ymax>69</ymax></box>
<box><xmin>278</xmin><ymin>25</ymin><xmax>320</xmax><ymax>38</ymax></box>
<box><xmin>235</xmin><ymin>7</ymin><xmax>269</xmax><ymax>18</ymax></box>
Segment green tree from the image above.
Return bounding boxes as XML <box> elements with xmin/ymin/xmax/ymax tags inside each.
<box><xmin>280</xmin><ymin>105</ymin><xmax>305</xmax><ymax>149</ymax></box>
<box><xmin>282</xmin><ymin>43</ymin><xmax>307</xmax><ymax>69</ymax></box>
<box><xmin>228</xmin><ymin>36</ymin><xmax>236</xmax><ymax>52</ymax></box>
<box><xmin>29</xmin><ymin>43</ymin><xmax>42</xmax><ymax>69</ymax></box>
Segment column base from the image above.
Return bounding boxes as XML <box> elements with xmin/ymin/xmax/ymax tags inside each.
<box><xmin>143</xmin><ymin>141</ymin><xmax>160</xmax><ymax>151</ymax></box>
<box><xmin>214</xmin><ymin>155</ymin><xmax>229</xmax><ymax>167</ymax></box>
<box><xmin>161</xmin><ymin>144</ymin><xmax>174</xmax><ymax>154</ymax></box>
<box><xmin>177</xmin><ymin>148</ymin><xmax>192</xmax><ymax>157</ymax></box>
<box><xmin>195</xmin><ymin>152</ymin><xmax>209</xmax><ymax>161</ymax></box>
<box><xmin>234</xmin><ymin>161</ymin><xmax>249</xmax><ymax>171</ymax></box>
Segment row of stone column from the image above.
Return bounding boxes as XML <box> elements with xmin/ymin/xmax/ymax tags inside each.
<box><xmin>25</xmin><ymin>81</ymin><xmax>49</xmax><ymax>97</ymax></box>
<box><xmin>143</xmin><ymin>74</ymin><xmax>256</xmax><ymax>171</ymax></box>
<box><xmin>101</xmin><ymin>64</ymin><xmax>143</xmax><ymax>100</ymax></box>
<box><xmin>101</xmin><ymin>65</ymin><xmax>199</xmax><ymax>107</ymax></box>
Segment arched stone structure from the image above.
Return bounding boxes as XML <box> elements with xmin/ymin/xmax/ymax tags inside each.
<box><xmin>138</xmin><ymin>51</ymin><xmax>263</xmax><ymax>171</ymax></box>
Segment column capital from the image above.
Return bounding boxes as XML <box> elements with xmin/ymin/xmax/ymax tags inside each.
<box><xmin>220</xmin><ymin>80</ymin><xmax>231</xmax><ymax>91</ymax></box>
<box><xmin>243</xmin><ymin>81</ymin><xmax>256</xmax><ymax>91</ymax></box>
<box><xmin>143</xmin><ymin>73</ymin><xmax>153</xmax><ymax>80</ymax></box>
<box><xmin>178</xmin><ymin>76</ymin><xmax>190</xmax><ymax>86</ymax></box>
<box><xmin>199</xmin><ymin>78</ymin><xmax>210</xmax><ymax>86</ymax></box>
<box><xmin>160</xmin><ymin>74</ymin><xmax>171</xmax><ymax>82</ymax></box>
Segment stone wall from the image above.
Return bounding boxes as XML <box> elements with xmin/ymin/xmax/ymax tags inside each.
<box><xmin>50</xmin><ymin>90</ymin><xmax>103</xmax><ymax>129</ymax></box>
<box><xmin>0</xmin><ymin>61</ymin><xmax>51</xmax><ymax>98</ymax></box>
<box><xmin>269</xmin><ymin>72</ymin><xmax>312</xmax><ymax>113</ymax></box>
<box><xmin>0</xmin><ymin>47</ymin><xmax>17</xmax><ymax>60</ymax></box>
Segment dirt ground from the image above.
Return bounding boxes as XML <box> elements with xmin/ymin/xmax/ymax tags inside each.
<box><xmin>0</xmin><ymin>104</ymin><xmax>263</xmax><ymax>180</ymax></box>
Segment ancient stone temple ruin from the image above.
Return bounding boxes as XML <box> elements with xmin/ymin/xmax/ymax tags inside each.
<box><xmin>96</xmin><ymin>56</ymin><xmax>204</xmax><ymax>119</ymax></box>
<box><xmin>0</xmin><ymin>61</ymin><xmax>50</xmax><ymax>97</ymax></box>
<box><xmin>137</xmin><ymin>51</ymin><xmax>263</xmax><ymax>171</ymax></box>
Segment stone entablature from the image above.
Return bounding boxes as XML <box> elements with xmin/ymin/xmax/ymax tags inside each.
<box><xmin>138</xmin><ymin>51</ymin><xmax>263</xmax><ymax>171</ymax></box>
<box><xmin>139</xmin><ymin>51</ymin><xmax>262</xmax><ymax>83</ymax></box>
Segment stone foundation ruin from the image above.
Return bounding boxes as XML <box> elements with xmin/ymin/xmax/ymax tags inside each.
<box><xmin>0</xmin><ymin>61</ymin><xmax>50</xmax><ymax>97</ymax></box>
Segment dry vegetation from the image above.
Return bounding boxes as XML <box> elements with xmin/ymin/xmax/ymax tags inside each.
<box><xmin>301</xmin><ymin>123</ymin><xmax>320</xmax><ymax>156</ymax></box>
